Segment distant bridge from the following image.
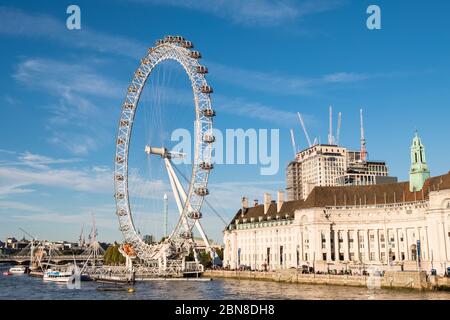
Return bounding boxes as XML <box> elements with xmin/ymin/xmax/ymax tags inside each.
<box><xmin>0</xmin><ymin>254</ymin><xmax>103</xmax><ymax>265</ymax></box>
<box><xmin>0</xmin><ymin>240</ymin><xmax>105</xmax><ymax>265</ymax></box>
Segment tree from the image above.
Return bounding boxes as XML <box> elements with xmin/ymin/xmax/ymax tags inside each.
<box><xmin>215</xmin><ymin>247</ymin><xmax>224</xmax><ymax>261</ymax></box>
<box><xmin>185</xmin><ymin>248</ymin><xmax>195</xmax><ymax>262</ymax></box>
<box><xmin>198</xmin><ymin>251</ymin><xmax>212</xmax><ymax>268</ymax></box>
<box><xmin>103</xmin><ymin>243</ymin><xmax>125</xmax><ymax>265</ymax></box>
<box><xmin>103</xmin><ymin>246</ymin><xmax>113</xmax><ymax>265</ymax></box>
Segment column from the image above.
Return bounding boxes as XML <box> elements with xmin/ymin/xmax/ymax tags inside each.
<box><xmin>325</xmin><ymin>228</ymin><xmax>332</xmax><ymax>262</ymax></box>
<box><xmin>364</xmin><ymin>229</ymin><xmax>370</xmax><ymax>263</ymax></box>
<box><xmin>385</xmin><ymin>228</ymin><xmax>390</xmax><ymax>264</ymax></box>
<box><xmin>316</xmin><ymin>230</ymin><xmax>323</xmax><ymax>263</ymax></box>
<box><xmin>424</xmin><ymin>227</ymin><xmax>430</xmax><ymax>261</ymax></box>
<box><xmin>394</xmin><ymin>228</ymin><xmax>400</xmax><ymax>262</ymax></box>
<box><xmin>355</xmin><ymin>230</ymin><xmax>360</xmax><ymax>262</ymax></box>
<box><xmin>234</xmin><ymin>232</ymin><xmax>239</xmax><ymax>269</ymax></box>
<box><xmin>300</xmin><ymin>229</ymin><xmax>304</xmax><ymax>262</ymax></box>
<box><xmin>439</xmin><ymin>223</ymin><xmax>447</xmax><ymax>262</ymax></box>
<box><xmin>334</xmin><ymin>229</ymin><xmax>339</xmax><ymax>262</ymax></box>
<box><xmin>428</xmin><ymin>219</ymin><xmax>446</xmax><ymax>273</ymax></box>
<box><xmin>311</xmin><ymin>230</ymin><xmax>317</xmax><ymax>264</ymax></box>
<box><xmin>418</xmin><ymin>227</ymin><xmax>427</xmax><ymax>261</ymax></box>
<box><xmin>445</xmin><ymin>219</ymin><xmax>450</xmax><ymax>261</ymax></box>
<box><xmin>424</xmin><ymin>226</ymin><xmax>430</xmax><ymax>263</ymax></box>
<box><xmin>404</xmin><ymin>228</ymin><xmax>410</xmax><ymax>260</ymax></box>
<box><xmin>374</xmin><ymin>229</ymin><xmax>380</xmax><ymax>262</ymax></box>
<box><xmin>343</xmin><ymin>229</ymin><xmax>349</xmax><ymax>261</ymax></box>
<box><xmin>254</xmin><ymin>231</ymin><xmax>257</xmax><ymax>270</ymax></box>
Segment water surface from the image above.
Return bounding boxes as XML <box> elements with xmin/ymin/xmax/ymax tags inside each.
<box><xmin>1</xmin><ymin>265</ymin><xmax>449</xmax><ymax>300</ymax></box>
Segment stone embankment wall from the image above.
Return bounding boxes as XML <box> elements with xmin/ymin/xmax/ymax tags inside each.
<box><xmin>204</xmin><ymin>270</ymin><xmax>450</xmax><ymax>291</ymax></box>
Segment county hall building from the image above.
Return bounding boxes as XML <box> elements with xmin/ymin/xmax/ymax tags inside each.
<box><xmin>223</xmin><ymin>133</ymin><xmax>450</xmax><ymax>275</ymax></box>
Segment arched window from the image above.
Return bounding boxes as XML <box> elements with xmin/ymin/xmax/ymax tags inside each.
<box><xmin>389</xmin><ymin>250</ymin><xmax>396</xmax><ymax>262</ymax></box>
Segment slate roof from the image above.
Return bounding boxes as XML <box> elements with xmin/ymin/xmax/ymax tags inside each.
<box><xmin>229</xmin><ymin>171</ymin><xmax>450</xmax><ymax>226</ymax></box>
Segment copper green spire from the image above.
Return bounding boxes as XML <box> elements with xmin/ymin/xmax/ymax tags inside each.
<box><xmin>409</xmin><ymin>130</ymin><xmax>430</xmax><ymax>192</ymax></box>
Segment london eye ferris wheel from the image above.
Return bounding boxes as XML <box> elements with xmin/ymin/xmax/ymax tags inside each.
<box><xmin>113</xmin><ymin>35</ymin><xmax>216</xmax><ymax>267</ymax></box>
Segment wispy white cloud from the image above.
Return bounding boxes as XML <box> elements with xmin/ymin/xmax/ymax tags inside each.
<box><xmin>11</xmin><ymin>212</ymin><xmax>89</xmax><ymax>224</ymax></box>
<box><xmin>215</xmin><ymin>95</ymin><xmax>298</xmax><ymax>127</ymax></box>
<box><xmin>11</xmin><ymin>211</ymin><xmax>114</xmax><ymax>229</ymax></box>
<box><xmin>2</xmin><ymin>7</ymin><xmax>369</xmax><ymax>133</ymax></box>
<box><xmin>0</xmin><ymin>149</ymin><xmax>17</xmax><ymax>155</ymax></box>
<box><xmin>47</xmin><ymin>132</ymin><xmax>100</xmax><ymax>156</ymax></box>
<box><xmin>0</xmin><ymin>166</ymin><xmax>112</xmax><ymax>196</ymax></box>
<box><xmin>0</xmin><ymin>200</ymin><xmax>53</xmax><ymax>215</ymax></box>
<box><xmin>132</xmin><ymin>0</ymin><xmax>345</xmax><ymax>27</ymax></box>
<box><xmin>0</xmin><ymin>6</ymin><xmax>146</xmax><ymax>58</ymax></box>
<box><xmin>14</xmin><ymin>58</ymin><xmax>124</xmax><ymax>99</ymax></box>
<box><xmin>0</xmin><ymin>185</ymin><xmax>35</xmax><ymax>197</ymax></box>
<box><xmin>92</xmin><ymin>166</ymin><xmax>110</xmax><ymax>173</ymax></box>
<box><xmin>322</xmin><ymin>72</ymin><xmax>369</xmax><ymax>83</ymax></box>
<box><xmin>0</xmin><ymin>151</ymin><xmax>111</xmax><ymax>197</ymax></box>
<box><xmin>3</xmin><ymin>94</ymin><xmax>20</xmax><ymax>106</ymax></box>
<box><xmin>13</xmin><ymin>57</ymin><xmax>123</xmax><ymax>155</ymax></box>
<box><xmin>138</xmin><ymin>84</ymin><xmax>312</xmax><ymax>127</ymax></box>
<box><xmin>208</xmin><ymin>61</ymin><xmax>370</xmax><ymax>96</ymax></box>
<box><xmin>0</xmin><ymin>151</ymin><xmax>82</xmax><ymax>170</ymax></box>
<box><xmin>0</xmin><ymin>151</ymin><xmax>173</xmax><ymax>240</ymax></box>
<box><xmin>5</xmin><ymin>202</ymin><xmax>120</xmax><ymax>240</ymax></box>
<box><xmin>128</xmin><ymin>168</ymin><xmax>170</xmax><ymax>199</ymax></box>
<box><xmin>0</xmin><ymin>151</ymin><xmax>170</xmax><ymax>200</ymax></box>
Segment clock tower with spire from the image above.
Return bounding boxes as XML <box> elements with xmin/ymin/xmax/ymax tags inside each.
<box><xmin>409</xmin><ymin>131</ymin><xmax>430</xmax><ymax>192</ymax></box>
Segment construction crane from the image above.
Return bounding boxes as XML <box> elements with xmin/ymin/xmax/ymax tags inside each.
<box><xmin>336</xmin><ymin>112</ymin><xmax>342</xmax><ymax>145</ymax></box>
<box><xmin>78</xmin><ymin>223</ymin><xmax>85</xmax><ymax>247</ymax></box>
<box><xmin>18</xmin><ymin>228</ymin><xmax>41</xmax><ymax>269</ymax></box>
<box><xmin>290</xmin><ymin>129</ymin><xmax>298</xmax><ymax>156</ymax></box>
<box><xmin>88</xmin><ymin>213</ymin><xmax>98</xmax><ymax>244</ymax></box>
<box><xmin>297</xmin><ymin>112</ymin><xmax>312</xmax><ymax>148</ymax></box>
<box><xmin>19</xmin><ymin>227</ymin><xmax>36</xmax><ymax>241</ymax></box>
<box><xmin>360</xmin><ymin>108</ymin><xmax>367</xmax><ymax>162</ymax></box>
<box><xmin>328</xmin><ymin>105</ymin><xmax>334</xmax><ymax>145</ymax></box>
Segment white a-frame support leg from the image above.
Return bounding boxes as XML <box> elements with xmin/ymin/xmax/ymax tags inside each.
<box><xmin>164</xmin><ymin>158</ymin><xmax>214</xmax><ymax>255</ymax></box>
<box><xmin>164</xmin><ymin>158</ymin><xmax>189</xmax><ymax>233</ymax></box>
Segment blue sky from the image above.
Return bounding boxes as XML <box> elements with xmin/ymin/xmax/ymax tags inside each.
<box><xmin>1</xmin><ymin>0</ymin><xmax>449</xmax><ymax>244</ymax></box>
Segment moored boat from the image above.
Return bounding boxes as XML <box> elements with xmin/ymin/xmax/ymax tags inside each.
<box><xmin>2</xmin><ymin>271</ymin><xmax>12</xmax><ymax>276</ymax></box>
<box><xmin>43</xmin><ymin>270</ymin><xmax>73</xmax><ymax>283</ymax></box>
<box><xmin>29</xmin><ymin>270</ymin><xmax>44</xmax><ymax>278</ymax></box>
<box><xmin>9</xmin><ymin>266</ymin><xmax>26</xmax><ymax>274</ymax></box>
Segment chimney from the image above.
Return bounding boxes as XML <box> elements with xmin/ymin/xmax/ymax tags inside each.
<box><xmin>241</xmin><ymin>197</ymin><xmax>248</xmax><ymax>209</ymax></box>
<box><xmin>254</xmin><ymin>199</ymin><xmax>259</xmax><ymax>207</ymax></box>
<box><xmin>241</xmin><ymin>197</ymin><xmax>248</xmax><ymax>216</ymax></box>
<box><xmin>264</xmin><ymin>193</ymin><xmax>271</xmax><ymax>214</ymax></box>
<box><xmin>277</xmin><ymin>190</ymin><xmax>284</xmax><ymax>213</ymax></box>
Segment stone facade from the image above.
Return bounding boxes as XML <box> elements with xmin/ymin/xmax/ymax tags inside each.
<box><xmin>224</xmin><ymin>173</ymin><xmax>450</xmax><ymax>276</ymax></box>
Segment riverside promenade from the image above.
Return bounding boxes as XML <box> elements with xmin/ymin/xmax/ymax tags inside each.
<box><xmin>204</xmin><ymin>269</ymin><xmax>450</xmax><ymax>291</ymax></box>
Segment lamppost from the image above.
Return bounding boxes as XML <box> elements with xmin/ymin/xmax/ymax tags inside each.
<box><xmin>431</xmin><ymin>250</ymin><xmax>434</xmax><ymax>274</ymax></box>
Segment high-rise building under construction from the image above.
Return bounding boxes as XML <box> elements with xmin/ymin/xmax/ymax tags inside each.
<box><xmin>286</xmin><ymin>108</ymin><xmax>397</xmax><ymax>201</ymax></box>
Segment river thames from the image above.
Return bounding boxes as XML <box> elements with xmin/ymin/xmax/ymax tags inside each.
<box><xmin>1</xmin><ymin>265</ymin><xmax>449</xmax><ymax>300</ymax></box>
